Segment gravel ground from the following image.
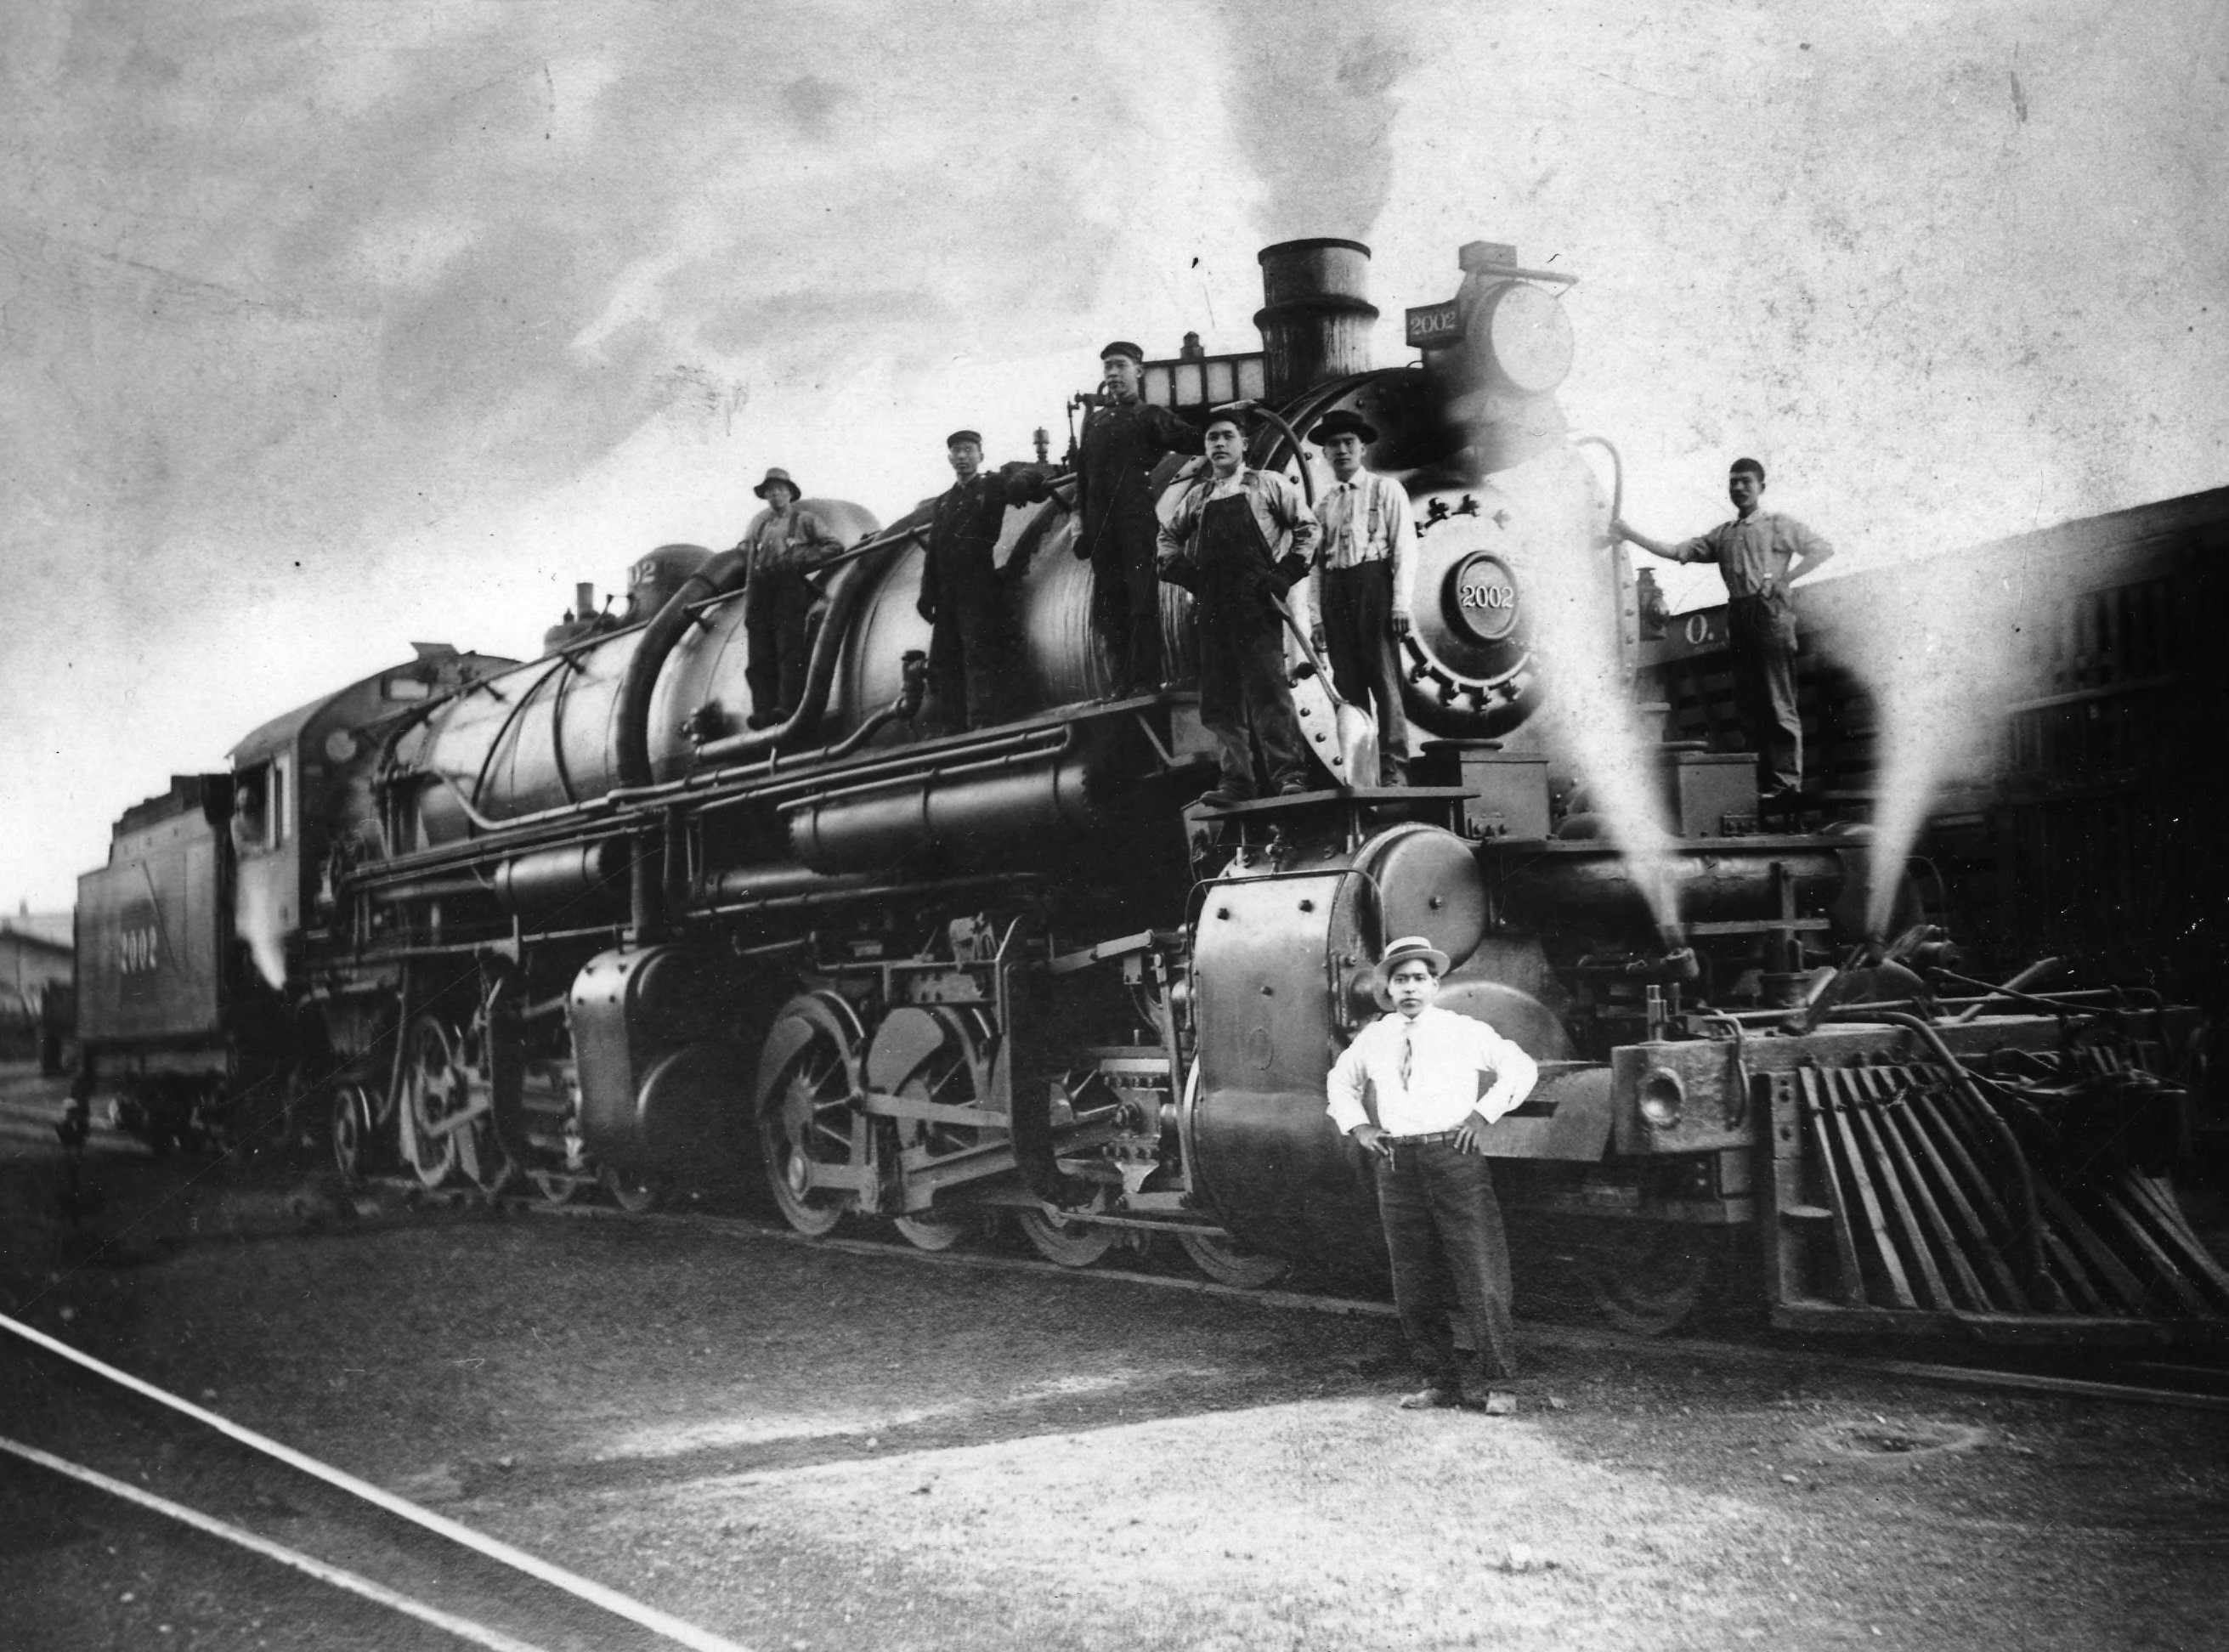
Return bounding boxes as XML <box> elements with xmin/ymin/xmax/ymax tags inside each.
<box><xmin>4</xmin><ymin>1065</ymin><xmax>2228</xmax><ymax>1651</ymax></box>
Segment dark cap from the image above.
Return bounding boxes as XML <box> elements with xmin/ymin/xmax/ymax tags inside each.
<box><xmin>1099</xmin><ymin>340</ymin><xmax>1146</xmax><ymax>364</ymax></box>
<box><xmin>752</xmin><ymin>466</ymin><xmax>800</xmax><ymax>499</ymax></box>
<box><xmin>1310</xmin><ymin>409</ymin><xmax>1378</xmax><ymax>445</ymax></box>
<box><xmin>946</xmin><ymin>429</ymin><xmax>982</xmax><ymax>448</ymax></box>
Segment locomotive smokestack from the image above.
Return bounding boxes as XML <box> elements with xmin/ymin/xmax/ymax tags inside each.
<box><xmin>1253</xmin><ymin>238</ymin><xmax>1378</xmax><ymax>405</ymax></box>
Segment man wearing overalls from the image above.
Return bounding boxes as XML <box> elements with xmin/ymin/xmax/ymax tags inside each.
<box><xmin>1156</xmin><ymin>410</ymin><xmax>1320</xmax><ymax>808</ymax></box>
<box><xmin>738</xmin><ymin>467</ymin><xmax>846</xmax><ymax>728</ymax></box>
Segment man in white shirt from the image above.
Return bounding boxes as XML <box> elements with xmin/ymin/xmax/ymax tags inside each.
<box><xmin>1307</xmin><ymin>410</ymin><xmax>1414</xmax><ymax>785</ymax></box>
<box><xmin>1327</xmin><ymin>935</ymin><xmax>1540</xmax><ymax>1410</ymax></box>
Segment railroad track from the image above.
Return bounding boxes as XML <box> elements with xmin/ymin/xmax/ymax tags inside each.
<box><xmin>0</xmin><ymin>1310</ymin><xmax>751</xmax><ymax>1652</ymax></box>
<box><xmin>512</xmin><ymin>1192</ymin><xmax>2229</xmax><ymax>1415</ymax></box>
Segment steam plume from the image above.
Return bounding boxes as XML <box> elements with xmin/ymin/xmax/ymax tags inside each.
<box><xmin>1504</xmin><ymin>446</ymin><xmax>1683</xmax><ymax>940</ymax></box>
<box><xmin>1828</xmin><ymin>555</ymin><xmax>2036</xmax><ymax>935</ymax></box>
<box><xmin>1216</xmin><ymin>7</ymin><xmax>1422</xmax><ymax>240</ymax></box>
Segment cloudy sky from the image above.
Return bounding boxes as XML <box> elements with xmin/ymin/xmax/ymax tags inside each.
<box><xmin>4</xmin><ymin>0</ymin><xmax>2225</xmax><ymax>911</ymax></box>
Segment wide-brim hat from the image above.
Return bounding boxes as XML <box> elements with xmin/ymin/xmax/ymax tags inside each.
<box><xmin>753</xmin><ymin>467</ymin><xmax>800</xmax><ymax>499</ymax></box>
<box><xmin>1376</xmin><ymin>934</ymin><xmax>1451</xmax><ymax>985</ymax></box>
<box><xmin>1310</xmin><ymin>409</ymin><xmax>1378</xmax><ymax>445</ymax></box>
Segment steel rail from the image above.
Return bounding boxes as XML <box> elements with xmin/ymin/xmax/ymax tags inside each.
<box><xmin>0</xmin><ymin>1434</ymin><xmax>552</xmax><ymax>1652</ymax></box>
<box><xmin>523</xmin><ymin>1202</ymin><xmax>2229</xmax><ymax>1414</ymax></box>
<box><xmin>0</xmin><ymin>1310</ymin><xmax>754</xmax><ymax>1652</ymax></box>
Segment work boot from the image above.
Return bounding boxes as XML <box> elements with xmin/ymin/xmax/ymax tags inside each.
<box><xmin>1276</xmin><ymin>780</ymin><xmax>1309</xmax><ymax>796</ymax></box>
<box><xmin>1196</xmin><ymin>789</ymin><xmax>1250</xmax><ymax>811</ymax></box>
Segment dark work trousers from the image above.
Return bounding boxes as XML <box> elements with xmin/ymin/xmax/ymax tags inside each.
<box><xmin>1089</xmin><ymin>505</ymin><xmax>1164</xmax><ymax>698</ymax></box>
<box><xmin>1194</xmin><ymin>494</ymin><xmax>1307</xmax><ymax>796</ymax></box>
<box><xmin>1375</xmin><ymin>1139</ymin><xmax>1519</xmax><ymax>1388</ymax></box>
<box><xmin>744</xmin><ymin>567</ymin><xmax>817</xmax><ymax>721</ymax></box>
<box><xmin>1726</xmin><ymin>593</ymin><xmax>1802</xmax><ymax>800</ymax></box>
<box><xmin>927</xmin><ymin>569</ymin><xmax>1011</xmax><ymax>732</ymax></box>
<box><xmin>1320</xmin><ymin>560</ymin><xmax>1410</xmax><ymax>780</ymax></box>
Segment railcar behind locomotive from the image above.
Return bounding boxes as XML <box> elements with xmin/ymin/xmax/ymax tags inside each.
<box><xmin>73</xmin><ymin>235</ymin><xmax>2226</xmax><ymax>1343</ymax></box>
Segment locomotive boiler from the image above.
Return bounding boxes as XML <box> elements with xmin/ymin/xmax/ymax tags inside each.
<box><xmin>73</xmin><ymin>235</ymin><xmax>2226</xmax><ymax>1343</ymax></box>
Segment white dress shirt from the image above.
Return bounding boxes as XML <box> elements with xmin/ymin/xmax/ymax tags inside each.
<box><xmin>1310</xmin><ymin>470</ymin><xmax>1417</xmax><ymax>629</ymax></box>
<box><xmin>1324</xmin><ymin>1004</ymin><xmax>1540</xmax><ymax>1137</ymax></box>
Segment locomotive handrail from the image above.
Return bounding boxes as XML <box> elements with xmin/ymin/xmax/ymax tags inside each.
<box><xmin>687</xmin><ymin>547</ymin><xmax>900</xmax><ymax>767</ymax></box>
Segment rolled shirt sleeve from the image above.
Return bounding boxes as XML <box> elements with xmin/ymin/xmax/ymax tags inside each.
<box><xmin>1468</xmin><ymin>1021</ymin><xmax>1540</xmax><ymax>1125</ymax></box>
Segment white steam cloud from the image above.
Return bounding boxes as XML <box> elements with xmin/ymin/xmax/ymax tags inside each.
<box><xmin>1828</xmin><ymin>557</ymin><xmax>2037</xmax><ymax>936</ymax></box>
<box><xmin>1505</xmin><ymin>445</ymin><xmax>1683</xmax><ymax>942</ymax></box>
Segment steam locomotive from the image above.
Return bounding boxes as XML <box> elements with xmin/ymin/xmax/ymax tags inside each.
<box><xmin>74</xmin><ymin>236</ymin><xmax>2226</xmax><ymax>1343</ymax></box>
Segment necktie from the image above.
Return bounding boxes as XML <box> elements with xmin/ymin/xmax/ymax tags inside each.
<box><xmin>1400</xmin><ymin>1025</ymin><xmax>1413</xmax><ymax>1092</ymax></box>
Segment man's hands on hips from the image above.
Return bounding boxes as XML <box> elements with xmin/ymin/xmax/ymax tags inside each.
<box><xmin>1349</xmin><ymin>1123</ymin><xmax>1392</xmax><ymax>1160</ymax></box>
<box><xmin>1454</xmin><ymin>1112</ymin><xmax>1495</xmax><ymax>1155</ymax></box>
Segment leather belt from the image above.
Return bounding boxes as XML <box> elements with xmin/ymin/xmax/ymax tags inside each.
<box><xmin>1388</xmin><ymin>1129</ymin><xmax>1462</xmax><ymax>1146</ymax></box>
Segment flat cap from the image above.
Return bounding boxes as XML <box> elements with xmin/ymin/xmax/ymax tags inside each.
<box><xmin>1310</xmin><ymin>409</ymin><xmax>1378</xmax><ymax>445</ymax></box>
<box><xmin>946</xmin><ymin>429</ymin><xmax>982</xmax><ymax>448</ymax></box>
<box><xmin>1099</xmin><ymin>340</ymin><xmax>1146</xmax><ymax>364</ymax></box>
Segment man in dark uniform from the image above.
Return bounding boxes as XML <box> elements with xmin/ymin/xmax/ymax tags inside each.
<box><xmin>1615</xmin><ymin>459</ymin><xmax>1836</xmax><ymax>818</ymax></box>
<box><xmin>738</xmin><ymin>467</ymin><xmax>845</xmax><ymax>727</ymax></box>
<box><xmin>1307</xmin><ymin>409</ymin><xmax>1415</xmax><ymax>785</ymax></box>
<box><xmin>1073</xmin><ymin>340</ymin><xmax>1204</xmax><ymax>698</ymax></box>
<box><xmin>916</xmin><ymin>430</ymin><xmax>1043</xmax><ymax>733</ymax></box>
<box><xmin>1157</xmin><ymin>410</ymin><xmax>1320</xmax><ymax>807</ymax></box>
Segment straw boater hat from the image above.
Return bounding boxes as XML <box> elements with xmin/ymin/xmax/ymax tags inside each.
<box><xmin>1376</xmin><ymin>935</ymin><xmax>1451</xmax><ymax>985</ymax></box>
<box><xmin>752</xmin><ymin>467</ymin><xmax>800</xmax><ymax>500</ymax></box>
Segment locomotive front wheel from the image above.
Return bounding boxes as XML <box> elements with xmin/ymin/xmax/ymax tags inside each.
<box><xmin>527</xmin><ymin>1169</ymin><xmax>589</xmax><ymax>1205</ymax></box>
<box><xmin>756</xmin><ymin>994</ymin><xmax>868</xmax><ymax>1238</ymax></box>
<box><xmin>1580</xmin><ymin>1224</ymin><xmax>1717</xmax><ymax>1337</ymax></box>
<box><xmin>600</xmin><ymin>1165</ymin><xmax>664</xmax><ymax>1214</ymax></box>
<box><xmin>1176</xmin><ymin>1227</ymin><xmax>1292</xmax><ymax>1290</ymax></box>
<box><xmin>399</xmin><ymin>1016</ymin><xmax>465</xmax><ymax>1190</ymax></box>
<box><xmin>328</xmin><ymin>1083</ymin><xmax>378</xmax><ymax>1187</ymax></box>
<box><xmin>1016</xmin><ymin>1206</ymin><xmax>1117</xmax><ymax>1268</ymax></box>
<box><xmin>893</xmin><ymin>1213</ymin><xmax>968</xmax><ymax>1251</ymax></box>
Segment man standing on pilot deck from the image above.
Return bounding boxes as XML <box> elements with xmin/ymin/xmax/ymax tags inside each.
<box><xmin>1073</xmin><ymin>341</ymin><xmax>1204</xmax><ymax>698</ymax></box>
<box><xmin>1327</xmin><ymin>935</ymin><xmax>1539</xmax><ymax>1412</ymax></box>
<box><xmin>1614</xmin><ymin>459</ymin><xmax>1835</xmax><ymax>821</ymax></box>
<box><xmin>1157</xmin><ymin>409</ymin><xmax>1319</xmax><ymax>808</ymax></box>
<box><xmin>1308</xmin><ymin>409</ymin><xmax>1415</xmax><ymax>785</ymax></box>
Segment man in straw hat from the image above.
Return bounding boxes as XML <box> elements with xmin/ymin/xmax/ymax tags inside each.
<box><xmin>738</xmin><ymin>467</ymin><xmax>845</xmax><ymax>728</ymax></box>
<box><xmin>1327</xmin><ymin>935</ymin><xmax>1539</xmax><ymax>1411</ymax></box>
<box><xmin>1308</xmin><ymin>408</ymin><xmax>1415</xmax><ymax>786</ymax></box>
<box><xmin>1073</xmin><ymin>340</ymin><xmax>1204</xmax><ymax>699</ymax></box>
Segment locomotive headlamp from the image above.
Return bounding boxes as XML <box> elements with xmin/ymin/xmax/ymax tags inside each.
<box><xmin>1445</xmin><ymin>551</ymin><xmax>1522</xmax><ymax>645</ymax></box>
<box><xmin>1469</xmin><ymin>281</ymin><xmax>1575</xmax><ymax>395</ymax></box>
<box><xmin>1638</xmin><ymin>1067</ymin><xmax>1686</xmax><ymax>1131</ymax></box>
